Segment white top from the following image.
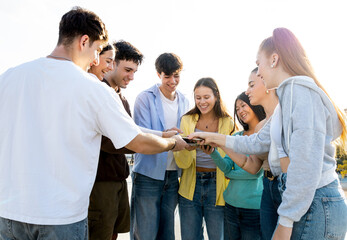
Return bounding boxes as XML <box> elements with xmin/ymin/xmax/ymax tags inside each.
<box><xmin>195</xmin><ymin>129</ymin><xmax>217</xmax><ymax>169</ymax></box>
<box><xmin>270</xmin><ymin>104</ymin><xmax>288</xmax><ymax>158</ymax></box>
<box><xmin>0</xmin><ymin>58</ymin><xmax>141</xmax><ymax>225</ymax></box>
<box><xmin>159</xmin><ymin>89</ymin><xmax>179</xmax><ymax>170</ymax></box>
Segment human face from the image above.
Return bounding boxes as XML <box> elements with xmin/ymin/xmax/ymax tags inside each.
<box><xmin>235</xmin><ymin>99</ymin><xmax>257</xmax><ymax>125</ymax></box>
<box><xmin>81</xmin><ymin>39</ymin><xmax>104</xmax><ymax>71</ymax></box>
<box><xmin>246</xmin><ymin>72</ymin><xmax>267</xmax><ymax>106</ymax></box>
<box><xmin>194</xmin><ymin>86</ymin><xmax>216</xmax><ymax>116</ymax></box>
<box><xmin>89</xmin><ymin>49</ymin><xmax>115</xmax><ymax>80</ymax></box>
<box><xmin>256</xmin><ymin>50</ymin><xmax>277</xmax><ymax>89</ymax></box>
<box><xmin>106</xmin><ymin>60</ymin><xmax>138</xmax><ymax>89</ymax></box>
<box><xmin>158</xmin><ymin>71</ymin><xmax>180</xmax><ymax>95</ymax></box>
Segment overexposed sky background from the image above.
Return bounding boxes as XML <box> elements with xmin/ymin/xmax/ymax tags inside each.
<box><xmin>1</xmin><ymin>0</ymin><xmax>346</xmax><ymax>114</ymax></box>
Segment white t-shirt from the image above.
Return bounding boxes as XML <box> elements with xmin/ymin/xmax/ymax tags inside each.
<box><xmin>0</xmin><ymin>58</ymin><xmax>141</xmax><ymax>225</ymax></box>
<box><xmin>159</xmin><ymin>90</ymin><xmax>178</xmax><ymax>170</ymax></box>
<box><xmin>270</xmin><ymin>104</ymin><xmax>288</xmax><ymax>158</ymax></box>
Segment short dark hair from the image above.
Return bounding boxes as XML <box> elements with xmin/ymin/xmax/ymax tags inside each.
<box><xmin>58</xmin><ymin>6</ymin><xmax>108</xmax><ymax>46</ymax></box>
<box><xmin>233</xmin><ymin>91</ymin><xmax>266</xmax><ymax>132</ymax></box>
<box><xmin>155</xmin><ymin>53</ymin><xmax>183</xmax><ymax>75</ymax></box>
<box><xmin>114</xmin><ymin>40</ymin><xmax>143</xmax><ymax>65</ymax></box>
<box><xmin>185</xmin><ymin>77</ymin><xmax>231</xmax><ymax>120</ymax></box>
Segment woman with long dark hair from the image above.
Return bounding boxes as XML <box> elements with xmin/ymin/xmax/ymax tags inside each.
<box><xmin>174</xmin><ymin>77</ymin><xmax>235</xmax><ymax>240</ymax></box>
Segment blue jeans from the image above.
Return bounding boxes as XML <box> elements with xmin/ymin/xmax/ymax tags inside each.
<box><xmin>178</xmin><ymin>171</ymin><xmax>224</xmax><ymax>240</ymax></box>
<box><xmin>224</xmin><ymin>203</ymin><xmax>261</xmax><ymax>240</ymax></box>
<box><xmin>260</xmin><ymin>177</ymin><xmax>282</xmax><ymax>240</ymax></box>
<box><xmin>279</xmin><ymin>178</ymin><xmax>347</xmax><ymax>240</ymax></box>
<box><xmin>0</xmin><ymin>217</ymin><xmax>87</xmax><ymax>240</ymax></box>
<box><xmin>130</xmin><ymin>171</ymin><xmax>178</xmax><ymax>240</ymax></box>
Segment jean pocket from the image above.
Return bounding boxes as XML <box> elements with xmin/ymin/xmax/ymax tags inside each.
<box><xmin>322</xmin><ymin>196</ymin><xmax>347</xmax><ymax>240</ymax></box>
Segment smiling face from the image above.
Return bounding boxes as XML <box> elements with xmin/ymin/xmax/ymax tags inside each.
<box><xmin>158</xmin><ymin>71</ymin><xmax>180</xmax><ymax>95</ymax></box>
<box><xmin>194</xmin><ymin>86</ymin><xmax>217</xmax><ymax>116</ymax></box>
<box><xmin>106</xmin><ymin>60</ymin><xmax>138</xmax><ymax>89</ymax></box>
<box><xmin>256</xmin><ymin>50</ymin><xmax>278</xmax><ymax>89</ymax></box>
<box><xmin>246</xmin><ymin>72</ymin><xmax>267</xmax><ymax>106</ymax></box>
<box><xmin>235</xmin><ymin>99</ymin><xmax>257</xmax><ymax>125</ymax></box>
<box><xmin>89</xmin><ymin>49</ymin><xmax>115</xmax><ymax>80</ymax></box>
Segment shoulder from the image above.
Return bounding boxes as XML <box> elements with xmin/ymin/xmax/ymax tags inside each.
<box><xmin>221</xmin><ymin>116</ymin><xmax>234</xmax><ymax>128</ymax></box>
<box><xmin>255</xmin><ymin>119</ymin><xmax>266</xmax><ymax>133</ymax></box>
<box><xmin>181</xmin><ymin>114</ymin><xmax>195</xmax><ymax>122</ymax></box>
<box><xmin>137</xmin><ymin>84</ymin><xmax>158</xmax><ymax>99</ymax></box>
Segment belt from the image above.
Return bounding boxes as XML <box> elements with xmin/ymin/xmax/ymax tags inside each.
<box><xmin>264</xmin><ymin>170</ymin><xmax>276</xmax><ymax>181</ymax></box>
<box><xmin>196</xmin><ymin>167</ymin><xmax>216</xmax><ymax>172</ymax></box>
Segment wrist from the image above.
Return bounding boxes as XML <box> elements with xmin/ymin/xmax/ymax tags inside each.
<box><xmin>169</xmin><ymin>139</ymin><xmax>177</xmax><ymax>151</ymax></box>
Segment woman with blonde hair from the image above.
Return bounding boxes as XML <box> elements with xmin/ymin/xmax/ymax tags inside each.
<box><xmin>190</xmin><ymin>28</ymin><xmax>347</xmax><ymax>240</ymax></box>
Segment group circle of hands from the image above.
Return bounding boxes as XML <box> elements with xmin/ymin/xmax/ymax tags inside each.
<box><xmin>164</xmin><ymin>127</ymin><xmax>219</xmax><ymax>153</ymax></box>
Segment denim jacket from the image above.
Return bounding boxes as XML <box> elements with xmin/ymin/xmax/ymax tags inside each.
<box><xmin>133</xmin><ymin>84</ymin><xmax>189</xmax><ymax>180</ymax></box>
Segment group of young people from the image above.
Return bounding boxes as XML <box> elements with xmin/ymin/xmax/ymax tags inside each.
<box><xmin>0</xmin><ymin>6</ymin><xmax>346</xmax><ymax>240</ymax></box>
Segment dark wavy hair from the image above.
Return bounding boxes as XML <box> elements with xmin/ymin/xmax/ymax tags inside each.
<box><xmin>185</xmin><ymin>77</ymin><xmax>231</xmax><ymax>119</ymax></box>
<box><xmin>232</xmin><ymin>91</ymin><xmax>266</xmax><ymax>132</ymax></box>
<box><xmin>155</xmin><ymin>53</ymin><xmax>183</xmax><ymax>75</ymax></box>
<box><xmin>114</xmin><ymin>40</ymin><xmax>143</xmax><ymax>65</ymax></box>
<box><xmin>58</xmin><ymin>6</ymin><xmax>108</xmax><ymax>46</ymax></box>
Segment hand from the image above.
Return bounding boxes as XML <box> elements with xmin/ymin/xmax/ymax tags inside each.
<box><xmin>185</xmin><ymin>145</ymin><xmax>198</xmax><ymax>151</ymax></box>
<box><xmin>188</xmin><ymin>132</ymin><xmax>226</xmax><ymax>147</ymax></box>
<box><xmin>162</xmin><ymin>130</ymin><xmax>178</xmax><ymax>138</ymax></box>
<box><xmin>165</xmin><ymin>127</ymin><xmax>183</xmax><ymax>134</ymax></box>
<box><xmin>272</xmin><ymin>224</ymin><xmax>292</xmax><ymax>240</ymax></box>
<box><xmin>200</xmin><ymin>145</ymin><xmax>214</xmax><ymax>154</ymax></box>
<box><xmin>171</xmin><ymin>135</ymin><xmax>188</xmax><ymax>151</ymax></box>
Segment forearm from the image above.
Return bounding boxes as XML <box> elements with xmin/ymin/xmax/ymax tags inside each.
<box><xmin>220</xmin><ymin>146</ymin><xmax>262</xmax><ymax>174</ymax></box>
<box><xmin>210</xmin><ymin>150</ymin><xmax>233</xmax><ymax>173</ymax></box>
<box><xmin>225</xmin><ymin>122</ymin><xmax>271</xmax><ymax>155</ymax></box>
<box><xmin>226</xmin><ymin>167</ymin><xmax>263</xmax><ymax>180</ymax></box>
<box><xmin>139</xmin><ymin>126</ymin><xmax>162</xmax><ymax>137</ymax></box>
<box><xmin>125</xmin><ymin>133</ymin><xmax>174</xmax><ymax>154</ymax></box>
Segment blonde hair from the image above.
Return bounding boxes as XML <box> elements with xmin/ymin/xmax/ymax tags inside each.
<box><xmin>260</xmin><ymin>28</ymin><xmax>347</xmax><ymax>149</ymax></box>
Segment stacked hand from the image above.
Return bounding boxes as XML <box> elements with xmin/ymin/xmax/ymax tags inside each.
<box><xmin>163</xmin><ymin>127</ymin><xmax>182</xmax><ymax>138</ymax></box>
<box><xmin>170</xmin><ymin>135</ymin><xmax>189</xmax><ymax>151</ymax></box>
<box><xmin>187</xmin><ymin>132</ymin><xmax>227</xmax><ymax>148</ymax></box>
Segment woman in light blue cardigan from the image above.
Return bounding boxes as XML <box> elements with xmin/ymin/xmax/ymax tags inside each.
<box><xmin>205</xmin><ymin>91</ymin><xmax>265</xmax><ymax>240</ymax></box>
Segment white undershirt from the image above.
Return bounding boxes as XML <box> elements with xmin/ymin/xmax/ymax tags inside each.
<box><xmin>159</xmin><ymin>89</ymin><xmax>179</xmax><ymax>170</ymax></box>
<box><xmin>271</xmin><ymin>104</ymin><xmax>288</xmax><ymax>158</ymax></box>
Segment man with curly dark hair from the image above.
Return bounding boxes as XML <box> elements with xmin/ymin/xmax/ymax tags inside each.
<box><xmin>89</xmin><ymin>40</ymin><xmax>144</xmax><ymax>240</ymax></box>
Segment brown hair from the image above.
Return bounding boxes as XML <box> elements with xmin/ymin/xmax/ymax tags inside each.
<box><xmin>185</xmin><ymin>77</ymin><xmax>231</xmax><ymax>119</ymax></box>
<box><xmin>260</xmin><ymin>28</ymin><xmax>346</xmax><ymax>148</ymax></box>
<box><xmin>58</xmin><ymin>6</ymin><xmax>108</xmax><ymax>46</ymax></box>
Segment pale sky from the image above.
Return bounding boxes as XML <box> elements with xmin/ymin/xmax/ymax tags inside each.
<box><xmin>1</xmin><ymin>0</ymin><xmax>346</xmax><ymax>114</ymax></box>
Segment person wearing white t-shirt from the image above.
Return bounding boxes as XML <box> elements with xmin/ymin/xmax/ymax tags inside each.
<box><xmin>0</xmin><ymin>7</ymin><xmax>187</xmax><ymax>240</ymax></box>
<box><xmin>131</xmin><ymin>53</ymin><xmax>190</xmax><ymax>240</ymax></box>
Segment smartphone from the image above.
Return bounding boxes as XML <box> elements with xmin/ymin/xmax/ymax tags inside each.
<box><xmin>182</xmin><ymin>137</ymin><xmax>203</xmax><ymax>146</ymax></box>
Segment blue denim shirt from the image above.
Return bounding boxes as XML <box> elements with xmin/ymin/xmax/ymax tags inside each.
<box><xmin>133</xmin><ymin>84</ymin><xmax>189</xmax><ymax>180</ymax></box>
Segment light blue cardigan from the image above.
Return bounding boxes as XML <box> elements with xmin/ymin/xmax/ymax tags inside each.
<box><xmin>133</xmin><ymin>83</ymin><xmax>189</xmax><ymax>180</ymax></box>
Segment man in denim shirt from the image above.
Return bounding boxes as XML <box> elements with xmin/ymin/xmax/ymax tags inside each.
<box><xmin>131</xmin><ymin>53</ymin><xmax>189</xmax><ymax>240</ymax></box>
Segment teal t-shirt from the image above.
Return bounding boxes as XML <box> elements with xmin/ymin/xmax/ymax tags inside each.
<box><xmin>210</xmin><ymin>131</ymin><xmax>263</xmax><ymax>209</ymax></box>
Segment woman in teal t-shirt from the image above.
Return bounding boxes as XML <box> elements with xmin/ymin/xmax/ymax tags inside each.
<box><xmin>203</xmin><ymin>91</ymin><xmax>265</xmax><ymax>240</ymax></box>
